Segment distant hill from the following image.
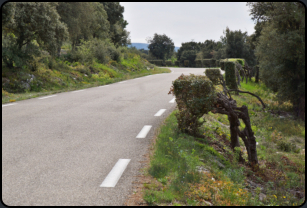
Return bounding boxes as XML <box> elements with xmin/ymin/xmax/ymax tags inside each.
<box><xmin>128</xmin><ymin>43</ymin><xmax>180</xmax><ymax>52</ymax></box>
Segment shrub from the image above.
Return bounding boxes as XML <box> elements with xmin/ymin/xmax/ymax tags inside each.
<box><xmin>148</xmin><ymin>60</ymin><xmax>164</xmax><ymax>66</ymax></box>
<box><xmin>175</xmin><ymin>61</ymin><xmax>180</xmax><ymax>66</ymax></box>
<box><xmin>216</xmin><ymin>60</ymin><xmax>220</xmax><ymax>67</ymax></box>
<box><xmin>227</xmin><ymin>58</ymin><xmax>245</xmax><ymax>67</ymax></box>
<box><xmin>205</xmin><ymin>68</ymin><xmax>221</xmax><ymax>85</ymax></box>
<box><xmin>171</xmin><ymin>74</ymin><xmax>216</xmax><ymax>135</ymax></box>
<box><xmin>203</xmin><ymin>59</ymin><xmax>216</xmax><ymax>67</ymax></box>
<box><xmin>277</xmin><ymin>140</ymin><xmax>299</xmax><ymax>153</ymax></box>
<box><xmin>195</xmin><ymin>59</ymin><xmax>203</xmax><ymax>67</ymax></box>
<box><xmin>224</xmin><ymin>61</ymin><xmax>238</xmax><ymax>90</ymax></box>
<box><xmin>165</xmin><ymin>60</ymin><xmax>173</xmax><ymax>66</ymax></box>
<box><xmin>72</xmin><ymin>38</ymin><xmax>121</xmax><ymax>65</ymax></box>
<box><xmin>220</xmin><ymin>61</ymin><xmax>225</xmax><ymax>71</ymax></box>
<box><xmin>184</xmin><ymin>60</ymin><xmax>189</xmax><ymax>67</ymax></box>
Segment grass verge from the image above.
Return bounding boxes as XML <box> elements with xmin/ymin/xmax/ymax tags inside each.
<box><xmin>142</xmin><ymin>77</ymin><xmax>305</xmax><ymax>206</ymax></box>
<box><xmin>2</xmin><ymin>57</ymin><xmax>170</xmax><ymax>104</ymax></box>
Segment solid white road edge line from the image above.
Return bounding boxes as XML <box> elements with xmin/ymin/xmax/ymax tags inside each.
<box><xmin>136</xmin><ymin>125</ymin><xmax>152</xmax><ymax>138</ymax></box>
<box><xmin>119</xmin><ymin>81</ymin><xmax>127</xmax><ymax>83</ymax></box>
<box><xmin>154</xmin><ymin>109</ymin><xmax>166</xmax><ymax>116</ymax></box>
<box><xmin>169</xmin><ymin>98</ymin><xmax>176</xmax><ymax>103</ymax></box>
<box><xmin>38</xmin><ymin>95</ymin><xmax>57</xmax><ymax>99</ymax></box>
<box><xmin>99</xmin><ymin>85</ymin><xmax>109</xmax><ymax>87</ymax></box>
<box><xmin>100</xmin><ymin>159</ymin><xmax>131</xmax><ymax>188</ymax></box>
<box><xmin>2</xmin><ymin>103</ymin><xmax>17</xmax><ymax>107</ymax></box>
<box><xmin>72</xmin><ymin>89</ymin><xmax>86</xmax><ymax>93</ymax></box>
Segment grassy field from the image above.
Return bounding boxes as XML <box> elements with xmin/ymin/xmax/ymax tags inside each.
<box><xmin>142</xmin><ymin>77</ymin><xmax>305</xmax><ymax>206</ymax></box>
<box><xmin>2</xmin><ymin>55</ymin><xmax>170</xmax><ymax>104</ymax></box>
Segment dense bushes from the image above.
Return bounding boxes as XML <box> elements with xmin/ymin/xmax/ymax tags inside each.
<box><xmin>165</xmin><ymin>60</ymin><xmax>173</xmax><ymax>66</ymax></box>
<box><xmin>195</xmin><ymin>59</ymin><xmax>203</xmax><ymax>67</ymax></box>
<box><xmin>169</xmin><ymin>74</ymin><xmax>216</xmax><ymax>135</ymax></box>
<box><xmin>220</xmin><ymin>61</ymin><xmax>225</xmax><ymax>71</ymax></box>
<box><xmin>224</xmin><ymin>61</ymin><xmax>238</xmax><ymax>90</ymax></box>
<box><xmin>148</xmin><ymin>60</ymin><xmax>164</xmax><ymax>66</ymax></box>
<box><xmin>205</xmin><ymin>68</ymin><xmax>221</xmax><ymax>85</ymax></box>
<box><xmin>202</xmin><ymin>59</ymin><xmax>216</xmax><ymax>67</ymax></box>
<box><xmin>184</xmin><ymin>60</ymin><xmax>189</xmax><ymax>67</ymax></box>
<box><xmin>68</xmin><ymin>38</ymin><xmax>121</xmax><ymax>64</ymax></box>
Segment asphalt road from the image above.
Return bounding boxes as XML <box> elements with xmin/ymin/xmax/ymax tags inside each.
<box><xmin>2</xmin><ymin>67</ymin><xmax>221</xmax><ymax>206</ymax></box>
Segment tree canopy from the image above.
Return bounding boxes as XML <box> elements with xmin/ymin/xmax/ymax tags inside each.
<box><xmin>248</xmin><ymin>2</ymin><xmax>305</xmax><ymax>120</ymax></box>
<box><xmin>147</xmin><ymin>33</ymin><xmax>175</xmax><ymax>60</ymax></box>
<box><xmin>2</xmin><ymin>2</ymin><xmax>68</xmax><ymax>68</ymax></box>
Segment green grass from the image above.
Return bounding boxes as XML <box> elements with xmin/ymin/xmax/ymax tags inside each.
<box><xmin>144</xmin><ymin>77</ymin><xmax>305</xmax><ymax>206</ymax></box>
<box><xmin>2</xmin><ymin>56</ymin><xmax>171</xmax><ymax>104</ymax></box>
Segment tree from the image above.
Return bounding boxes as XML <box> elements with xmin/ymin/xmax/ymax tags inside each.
<box><xmin>224</xmin><ymin>27</ymin><xmax>257</xmax><ymax>66</ymax></box>
<box><xmin>2</xmin><ymin>2</ymin><xmax>15</xmax><ymax>31</ymax></box>
<box><xmin>181</xmin><ymin>50</ymin><xmax>197</xmax><ymax>66</ymax></box>
<box><xmin>249</xmin><ymin>2</ymin><xmax>305</xmax><ymax>120</ymax></box>
<box><xmin>147</xmin><ymin>33</ymin><xmax>175</xmax><ymax>60</ymax></box>
<box><xmin>169</xmin><ymin>72</ymin><xmax>263</xmax><ymax>164</ymax></box>
<box><xmin>2</xmin><ymin>2</ymin><xmax>68</xmax><ymax>68</ymax></box>
<box><xmin>57</xmin><ymin>2</ymin><xmax>108</xmax><ymax>50</ymax></box>
<box><xmin>201</xmin><ymin>39</ymin><xmax>223</xmax><ymax>59</ymax></box>
<box><xmin>177</xmin><ymin>41</ymin><xmax>201</xmax><ymax>61</ymax></box>
<box><xmin>248</xmin><ymin>22</ymin><xmax>265</xmax><ymax>83</ymax></box>
<box><xmin>100</xmin><ymin>2</ymin><xmax>131</xmax><ymax>47</ymax></box>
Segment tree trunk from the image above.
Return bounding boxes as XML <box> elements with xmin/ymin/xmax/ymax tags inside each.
<box><xmin>57</xmin><ymin>47</ymin><xmax>61</xmax><ymax>57</ymax></box>
<box><xmin>235</xmin><ymin>105</ymin><xmax>258</xmax><ymax>164</ymax></box>
<box><xmin>255</xmin><ymin>66</ymin><xmax>259</xmax><ymax>83</ymax></box>
<box><xmin>297</xmin><ymin>96</ymin><xmax>305</xmax><ymax>121</ymax></box>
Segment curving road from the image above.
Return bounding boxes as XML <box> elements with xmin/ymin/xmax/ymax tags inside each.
<box><xmin>2</xmin><ymin>67</ymin><xmax>221</xmax><ymax>206</ymax></box>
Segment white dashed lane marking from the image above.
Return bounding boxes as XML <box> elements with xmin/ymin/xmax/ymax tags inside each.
<box><xmin>38</xmin><ymin>95</ymin><xmax>57</xmax><ymax>100</ymax></box>
<box><xmin>100</xmin><ymin>159</ymin><xmax>131</xmax><ymax>188</ymax></box>
<box><xmin>154</xmin><ymin>109</ymin><xmax>166</xmax><ymax>116</ymax></box>
<box><xmin>136</xmin><ymin>125</ymin><xmax>152</xmax><ymax>138</ymax></box>
<box><xmin>2</xmin><ymin>103</ymin><xmax>17</xmax><ymax>107</ymax></box>
<box><xmin>71</xmin><ymin>90</ymin><xmax>86</xmax><ymax>93</ymax></box>
<box><xmin>169</xmin><ymin>98</ymin><xmax>176</xmax><ymax>103</ymax></box>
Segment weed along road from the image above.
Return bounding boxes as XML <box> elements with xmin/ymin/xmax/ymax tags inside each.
<box><xmin>2</xmin><ymin>67</ymin><xmax>223</xmax><ymax>206</ymax></box>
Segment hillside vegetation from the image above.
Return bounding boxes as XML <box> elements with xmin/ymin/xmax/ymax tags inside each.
<box><xmin>143</xmin><ymin>75</ymin><xmax>305</xmax><ymax>206</ymax></box>
<box><xmin>2</xmin><ymin>48</ymin><xmax>170</xmax><ymax>104</ymax></box>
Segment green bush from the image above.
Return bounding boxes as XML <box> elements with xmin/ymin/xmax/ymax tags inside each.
<box><xmin>72</xmin><ymin>38</ymin><xmax>121</xmax><ymax>65</ymax></box>
<box><xmin>227</xmin><ymin>58</ymin><xmax>245</xmax><ymax>67</ymax></box>
<box><xmin>171</xmin><ymin>74</ymin><xmax>216</xmax><ymax>135</ymax></box>
<box><xmin>205</xmin><ymin>68</ymin><xmax>221</xmax><ymax>85</ymax></box>
<box><xmin>148</xmin><ymin>60</ymin><xmax>164</xmax><ymax>66</ymax></box>
<box><xmin>236</xmin><ymin>59</ymin><xmax>244</xmax><ymax>66</ymax></box>
<box><xmin>216</xmin><ymin>60</ymin><xmax>220</xmax><ymax>67</ymax></box>
<box><xmin>195</xmin><ymin>59</ymin><xmax>203</xmax><ymax>67</ymax></box>
<box><xmin>202</xmin><ymin>59</ymin><xmax>216</xmax><ymax>67</ymax></box>
<box><xmin>220</xmin><ymin>61</ymin><xmax>225</xmax><ymax>71</ymax></box>
<box><xmin>224</xmin><ymin>61</ymin><xmax>238</xmax><ymax>90</ymax></box>
<box><xmin>184</xmin><ymin>60</ymin><xmax>189</xmax><ymax>67</ymax></box>
<box><xmin>165</xmin><ymin>60</ymin><xmax>173</xmax><ymax>66</ymax></box>
<box><xmin>175</xmin><ymin>61</ymin><xmax>180</xmax><ymax>66</ymax></box>
<box><xmin>277</xmin><ymin>140</ymin><xmax>299</xmax><ymax>153</ymax></box>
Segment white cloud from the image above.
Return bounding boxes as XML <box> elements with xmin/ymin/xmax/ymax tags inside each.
<box><xmin>120</xmin><ymin>2</ymin><xmax>255</xmax><ymax>47</ymax></box>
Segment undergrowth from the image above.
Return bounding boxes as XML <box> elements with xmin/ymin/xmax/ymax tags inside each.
<box><xmin>143</xmin><ymin>77</ymin><xmax>305</xmax><ymax>206</ymax></box>
<box><xmin>2</xmin><ymin>53</ymin><xmax>170</xmax><ymax>104</ymax></box>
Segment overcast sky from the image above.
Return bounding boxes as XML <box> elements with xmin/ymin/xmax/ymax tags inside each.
<box><xmin>120</xmin><ymin>2</ymin><xmax>256</xmax><ymax>47</ymax></box>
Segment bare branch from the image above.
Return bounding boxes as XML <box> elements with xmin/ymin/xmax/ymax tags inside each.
<box><xmin>227</xmin><ymin>89</ymin><xmax>266</xmax><ymax>109</ymax></box>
